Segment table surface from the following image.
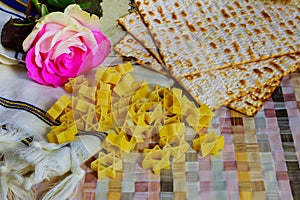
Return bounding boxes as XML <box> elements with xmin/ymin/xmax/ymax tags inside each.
<box><xmin>1</xmin><ymin>1</ymin><xmax>300</xmax><ymax>200</ymax></box>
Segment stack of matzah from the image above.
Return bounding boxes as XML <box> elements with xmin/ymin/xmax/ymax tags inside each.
<box><xmin>114</xmin><ymin>0</ymin><xmax>300</xmax><ymax>116</ymax></box>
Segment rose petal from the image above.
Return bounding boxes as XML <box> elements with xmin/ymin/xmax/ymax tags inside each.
<box><xmin>51</xmin><ymin>30</ymin><xmax>90</xmax><ymax>59</ymax></box>
<box><xmin>34</xmin><ymin>29</ymin><xmax>61</xmax><ymax>67</ymax></box>
<box><xmin>25</xmin><ymin>48</ymin><xmax>50</xmax><ymax>85</ymax></box>
<box><xmin>55</xmin><ymin>48</ymin><xmax>82</xmax><ymax>76</ymax></box>
<box><xmin>77</xmin><ymin>30</ymin><xmax>111</xmax><ymax>74</ymax></box>
<box><xmin>41</xmin><ymin>66</ymin><xmax>70</xmax><ymax>87</ymax></box>
<box><xmin>64</xmin><ymin>4</ymin><xmax>101</xmax><ymax>31</ymax></box>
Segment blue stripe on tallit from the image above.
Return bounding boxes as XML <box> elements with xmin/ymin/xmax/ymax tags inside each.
<box><xmin>1</xmin><ymin>0</ymin><xmax>37</xmax><ymax>17</ymax></box>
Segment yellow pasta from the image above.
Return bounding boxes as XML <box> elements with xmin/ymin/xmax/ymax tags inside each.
<box><xmin>46</xmin><ymin>62</ymin><xmax>221</xmax><ymax>178</ymax></box>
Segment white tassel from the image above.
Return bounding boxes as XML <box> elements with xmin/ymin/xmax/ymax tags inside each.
<box><xmin>41</xmin><ymin>135</ymin><xmax>102</xmax><ymax>200</ymax></box>
<box><xmin>0</xmin><ymin>165</ymin><xmax>9</xmax><ymax>200</ymax></box>
<box><xmin>0</xmin><ymin>123</ymin><xmax>33</xmax><ymax>153</ymax></box>
<box><xmin>6</xmin><ymin>174</ymin><xmax>34</xmax><ymax>200</ymax></box>
<box><xmin>0</xmin><ymin>135</ymin><xmax>101</xmax><ymax>200</ymax></box>
<box><xmin>41</xmin><ymin>149</ymin><xmax>85</xmax><ymax>200</ymax></box>
<box><xmin>0</xmin><ymin>124</ymin><xmax>32</xmax><ymax>143</ymax></box>
<box><xmin>15</xmin><ymin>141</ymin><xmax>71</xmax><ymax>189</ymax></box>
<box><xmin>0</xmin><ymin>160</ymin><xmax>34</xmax><ymax>200</ymax></box>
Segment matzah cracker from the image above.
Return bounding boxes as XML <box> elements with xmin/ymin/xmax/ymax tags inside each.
<box><xmin>114</xmin><ymin>34</ymin><xmax>167</xmax><ymax>75</ymax></box>
<box><xmin>180</xmin><ymin>53</ymin><xmax>299</xmax><ymax>109</ymax></box>
<box><xmin>114</xmin><ymin>31</ymin><xmax>300</xmax><ymax>113</ymax></box>
<box><xmin>117</xmin><ymin>12</ymin><xmax>164</xmax><ymax>65</ymax></box>
<box><xmin>227</xmin><ymin>79</ymin><xmax>280</xmax><ymax>116</ymax></box>
<box><xmin>135</xmin><ymin>0</ymin><xmax>300</xmax><ymax>75</ymax></box>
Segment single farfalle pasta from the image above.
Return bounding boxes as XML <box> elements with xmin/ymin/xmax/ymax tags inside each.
<box><xmin>22</xmin><ymin>4</ymin><xmax>111</xmax><ymax>87</ymax></box>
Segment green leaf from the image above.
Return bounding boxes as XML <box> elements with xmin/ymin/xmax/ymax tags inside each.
<box><xmin>31</xmin><ymin>0</ymin><xmax>42</xmax><ymax>13</ymax></box>
<box><xmin>41</xmin><ymin>4</ymin><xmax>49</xmax><ymax>16</ymax></box>
<box><xmin>13</xmin><ymin>22</ymin><xmax>36</xmax><ymax>27</ymax></box>
<box><xmin>75</xmin><ymin>0</ymin><xmax>103</xmax><ymax>18</ymax></box>
<box><xmin>46</xmin><ymin>0</ymin><xmax>76</xmax><ymax>8</ymax></box>
<box><xmin>78</xmin><ymin>2</ymin><xmax>91</xmax><ymax>10</ymax></box>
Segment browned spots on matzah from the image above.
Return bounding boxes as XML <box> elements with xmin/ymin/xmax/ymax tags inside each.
<box><xmin>279</xmin><ymin>22</ymin><xmax>286</xmax><ymax>27</ymax></box>
<box><xmin>231</xmin><ymin>11</ymin><xmax>237</xmax><ymax>17</ymax></box>
<box><xmin>200</xmin><ymin>27</ymin><xmax>207</xmax><ymax>32</ymax></box>
<box><xmin>181</xmin><ymin>11</ymin><xmax>188</xmax><ymax>18</ymax></box>
<box><xmin>183</xmin><ymin>74</ymin><xmax>194</xmax><ymax>81</ymax></box>
<box><xmin>229</xmin><ymin>23</ymin><xmax>236</xmax><ymax>28</ymax></box>
<box><xmin>227</xmin><ymin>5</ymin><xmax>234</xmax><ymax>11</ymax></box>
<box><xmin>253</xmin><ymin>69</ymin><xmax>263</xmax><ymax>77</ymax></box>
<box><xmin>197</xmin><ymin>21</ymin><xmax>202</xmax><ymax>26</ymax></box>
<box><xmin>226</xmin><ymin>91</ymin><xmax>234</xmax><ymax>96</ymax></box>
<box><xmin>261</xmin><ymin>10</ymin><xmax>273</xmax><ymax>22</ymax></box>
<box><xmin>248</xmin><ymin>20</ymin><xmax>255</xmax><ymax>26</ymax></box>
<box><xmin>224</xmin><ymin>49</ymin><xmax>231</xmax><ymax>54</ymax></box>
<box><xmin>240</xmin><ymin>23</ymin><xmax>247</xmax><ymax>28</ymax></box>
<box><xmin>253</xmin><ymin>29</ymin><xmax>262</xmax><ymax>34</ymax></box>
<box><xmin>154</xmin><ymin>19</ymin><xmax>162</xmax><ymax>24</ymax></box>
<box><xmin>220</xmin><ymin>23</ymin><xmax>226</xmax><ymax>28</ymax></box>
<box><xmin>221</xmin><ymin>9</ymin><xmax>230</xmax><ymax>18</ymax></box>
<box><xmin>172</xmin><ymin>12</ymin><xmax>178</xmax><ymax>20</ymax></box>
<box><xmin>219</xmin><ymin>38</ymin><xmax>226</xmax><ymax>43</ymax></box>
<box><xmin>250</xmin><ymin>94</ymin><xmax>259</xmax><ymax>101</ymax></box>
<box><xmin>286</xmin><ymin>29</ymin><xmax>294</xmax><ymax>36</ymax></box>
<box><xmin>269</xmin><ymin>61</ymin><xmax>285</xmax><ymax>74</ymax></box>
<box><xmin>186</xmin><ymin>21</ymin><xmax>197</xmax><ymax>32</ymax></box>
<box><xmin>157</xmin><ymin>6</ymin><xmax>164</xmax><ymax>17</ymax></box>
<box><xmin>175</xmin><ymin>60</ymin><xmax>182</xmax><ymax>66</ymax></box>
<box><xmin>240</xmin><ymin>80</ymin><xmax>247</xmax><ymax>87</ymax></box>
<box><xmin>263</xmin><ymin>67</ymin><xmax>274</xmax><ymax>73</ymax></box>
<box><xmin>270</xmin><ymin>34</ymin><xmax>277</xmax><ymax>41</ymax></box>
<box><xmin>169</xmin><ymin>27</ymin><xmax>175</xmax><ymax>33</ymax></box>
<box><xmin>183</xmin><ymin>34</ymin><xmax>190</xmax><ymax>41</ymax></box>
<box><xmin>210</xmin><ymin>42</ymin><xmax>217</xmax><ymax>49</ymax></box>
<box><xmin>234</xmin><ymin>1</ymin><xmax>242</xmax><ymax>8</ymax></box>
<box><xmin>240</xmin><ymin>10</ymin><xmax>247</xmax><ymax>15</ymax></box>
<box><xmin>288</xmin><ymin>20</ymin><xmax>295</xmax><ymax>26</ymax></box>
<box><xmin>246</xmin><ymin>5</ymin><xmax>253</xmax><ymax>10</ymax></box>
<box><xmin>148</xmin><ymin>11</ymin><xmax>155</xmax><ymax>16</ymax></box>
<box><xmin>233</xmin><ymin>42</ymin><xmax>240</xmax><ymax>53</ymax></box>
<box><xmin>186</xmin><ymin>60</ymin><xmax>193</xmax><ymax>68</ymax></box>
<box><xmin>287</xmin><ymin>54</ymin><xmax>297</xmax><ymax>60</ymax></box>
<box><xmin>174</xmin><ymin>2</ymin><xmax>180</xmax><ymax>7</ymax></box>
<box><xmin>247</xmin><ymin>47</ymin><xmax>255</xmax><ymax>58</ymax></box>
<box><xmin>135</xmin><ymin>1</ymin><xmax>141</xmax><ymax>7</ymax></box>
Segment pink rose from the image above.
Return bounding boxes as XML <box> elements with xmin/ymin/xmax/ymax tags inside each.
<box><xmin>23</xmin><ymin>4</ymin><xmax>111</xmax><ymax>87</ymax></box>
